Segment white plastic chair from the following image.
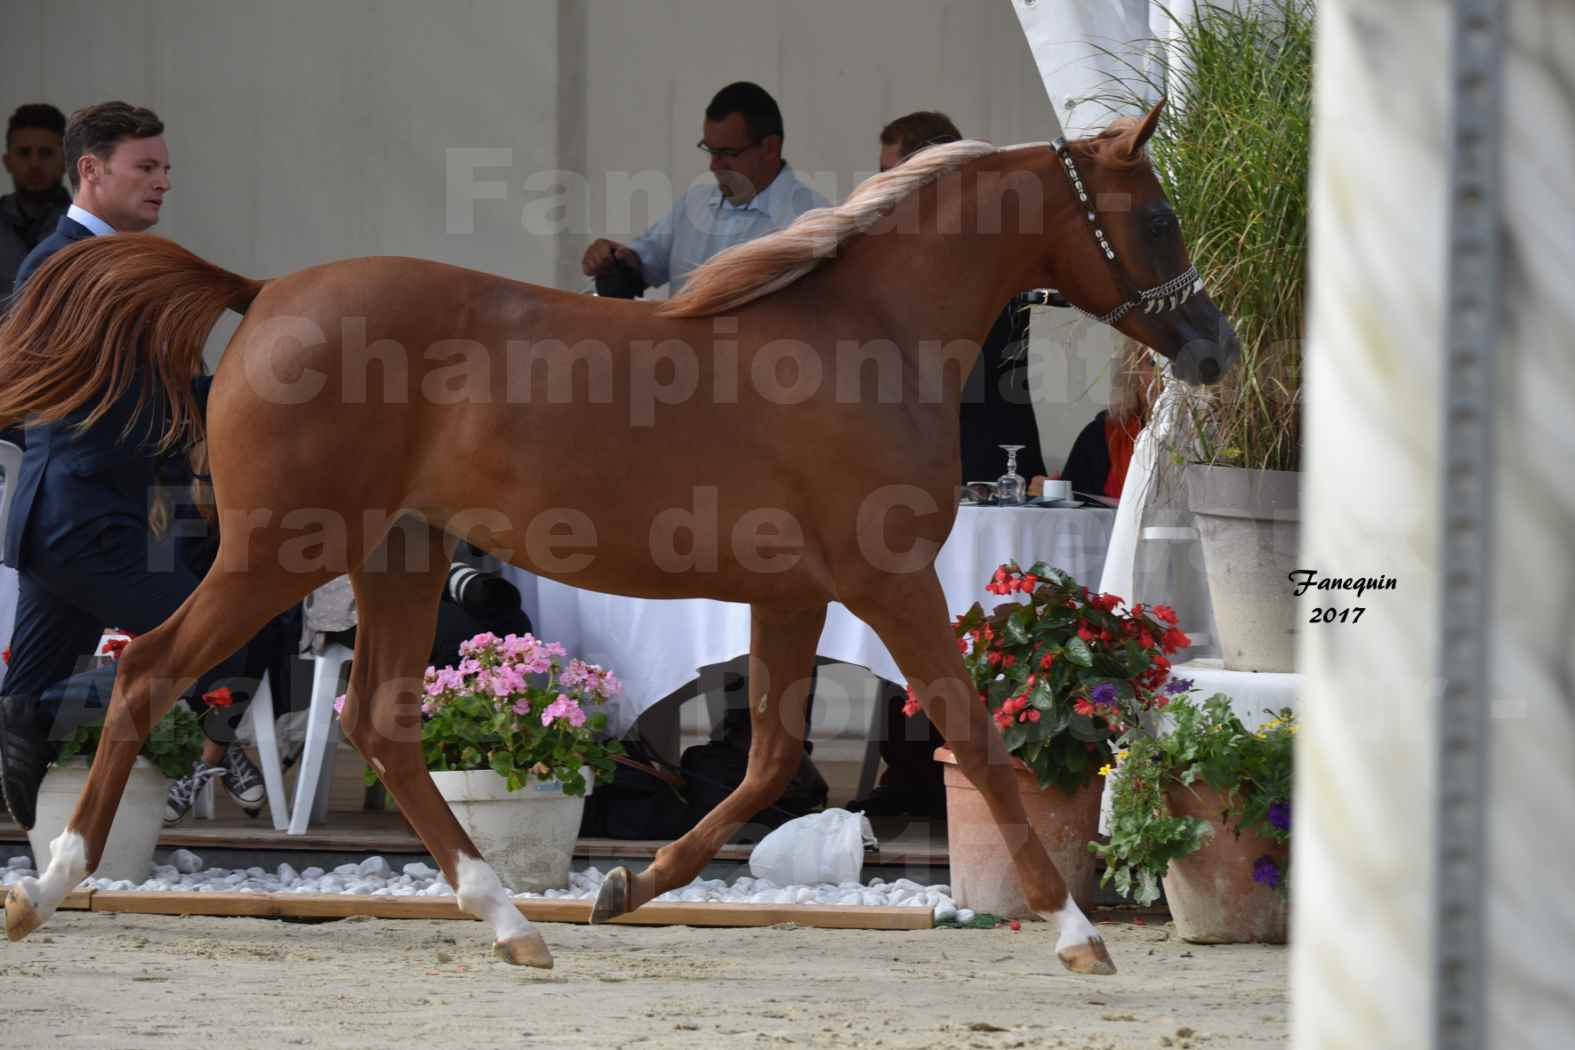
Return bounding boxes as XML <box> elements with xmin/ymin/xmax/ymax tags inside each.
<box><xmin>193</xmin><ymin>642</ymin><xmax>352</xmax><ymax>834</ymax></box>
<box><xmin>287</xmin><ymin>642</ymin><xmax>353</xmax><ymax>835</ymax></box>
<box><xmin>194</xmin><ymin>670</ymin><xmax>291</xmax><ymax>831</ymax></box>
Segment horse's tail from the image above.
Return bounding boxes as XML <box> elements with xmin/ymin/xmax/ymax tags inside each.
<box><xmin>0</xmin><ymin>233</ymin><xmax>265</xmax><ymax>450</ymax></box>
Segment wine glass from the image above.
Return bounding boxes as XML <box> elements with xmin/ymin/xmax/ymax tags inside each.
<box><xmin>996</xmin><ymin>445</ymin><xmax>1027</xmax><ymax>505</ymax></box>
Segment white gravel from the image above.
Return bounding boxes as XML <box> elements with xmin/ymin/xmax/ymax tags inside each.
<box><xmin>2</xmin><ymin>851</ymin><xmax>969</xmax><ymax>923</ymax></box>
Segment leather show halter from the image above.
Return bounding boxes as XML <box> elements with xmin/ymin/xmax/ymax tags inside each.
<box><xmin>1045</xmin><ymin>136</ymin><xmax>1204</xmax><ymax>326</ymax></box>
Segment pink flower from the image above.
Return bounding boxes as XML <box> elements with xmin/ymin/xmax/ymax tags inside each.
<box><xmin>541</xmin><ymin>694</ymin><xmax>587</xmax><ymax>728</ymax></box>
<box><xmin>333</xmin><ymin>693</ymin><xmax>347</xmax><ymax>715</ymax></box>
<box><xmin>512</xmin><ymin>696</ymin><xmax>533</xmax><ymax>717</ymax></box>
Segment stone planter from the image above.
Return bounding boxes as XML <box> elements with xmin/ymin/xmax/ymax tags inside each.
<box><xmin>1162</xmin><ymin>781</ymin><xmax>1288</xmax><ymax>943</ymax></box>
<box><xmin>935</xmin><ymin>747</ymin><xmax>1102</xmax><ymax>918</ymax></box>
<box><xmin>431</xmin><ymin>768</ymin><xmax>591</xmax><ymax>893</ymax></box>
<box><xmin>29</xmin><ymin>757</ymin><xmax>168</xmax><ymax>884</ymax></box>
<box><xmin>1184</xmin><ymin>465</ymin><xmax>1302</xmax><ymax>672</ymax></box>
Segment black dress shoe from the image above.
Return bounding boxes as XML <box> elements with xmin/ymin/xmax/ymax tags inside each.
<box><xmin>0</xmin><ymin>696</ymin><xmax>57</xmax><ymax>830</ymax></box>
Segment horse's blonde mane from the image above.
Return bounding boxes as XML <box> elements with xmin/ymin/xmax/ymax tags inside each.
<box><xmin>658</xmin><ymin>139</ymin><xmax>1000</xmax><ymax>319</ymax></box>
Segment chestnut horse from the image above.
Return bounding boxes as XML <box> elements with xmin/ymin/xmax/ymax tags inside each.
<box><xmin>0</xmin><ymin>100</ymin><xmax>1235</xmax><ymax>973</ymax></box>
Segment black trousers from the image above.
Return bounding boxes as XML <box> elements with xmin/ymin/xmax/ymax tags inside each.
<box><xmin>3</xmin><ymin>516</ymin><xmax>291</xmax><ymax>744</ymax></box>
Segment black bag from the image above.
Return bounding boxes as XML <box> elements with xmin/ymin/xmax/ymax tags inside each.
<box><xmin>678</xmin><ymin>707</ymin><xmax>828</xmax><ymax>843</ymax></box>
<box><xmin>578</xmin><ymin>739</ymin><xmax>693</xmax><ymax>840</ymax></box>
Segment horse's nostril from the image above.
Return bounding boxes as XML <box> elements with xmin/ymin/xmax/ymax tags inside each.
<box><xmin>1198</xmin><ymin>357</ymin><xmax>1221</xmax><ymax>384</ymax></box>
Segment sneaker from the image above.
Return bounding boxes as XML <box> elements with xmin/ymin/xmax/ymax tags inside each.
<box><xmin>164</xmin><ymin>761</ymin><xmax>224</xmax><ymax>825</ymax></box>
<box><xmin>218</xmin><ymin>742</ymin><xmax>267</xmax><ymax>814</ymax></box>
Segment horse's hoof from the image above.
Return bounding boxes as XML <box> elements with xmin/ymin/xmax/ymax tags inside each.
<box><xmin>5</xmin><ymin>881</ymin><xmax>45</xmax><ymax>943</ymax></box>
<box><xmin>494</xmin><ymin>929</ymin><xmax>554</xmax><ymax>969</ymax></box>
<box><xmin>1057</xmin><ymin>935</ymin><xmax>1117</xmax><ymax>975</ymax></box>
<box><xmin>590</xmin><ymin>866</ymin><xmax>631</xmax><ymax>924</ymax></box>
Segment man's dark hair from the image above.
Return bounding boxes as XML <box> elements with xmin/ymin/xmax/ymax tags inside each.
<box><xmin>880</xmin><ymin>111</ymin><xmax>963</xmax><ymax>159</ymax></box>
<box><xmin>6</xmin><ymin>103</ymin><xmax>66</xmax><ymax>149</ymax></box>
<box><xmin>63</xmin><ymin>101</ymin><xmax>164</xmax><ymax>190</ymax></box>
<box><xmin>705</xmin><ymin>82</ymin><xmax>784</xmax><ymax>144</ymax></box>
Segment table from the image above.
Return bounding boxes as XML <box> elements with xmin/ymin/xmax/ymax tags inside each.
<box><xmin>506</xmin><ymin>505</ymin><xmax>1116</xmax><ymax>737</ymax></box>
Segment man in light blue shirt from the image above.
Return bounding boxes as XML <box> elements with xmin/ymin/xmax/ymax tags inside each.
<box><xmin>581</xmin><ymin>82</ymin><xmax>827</xmax><ymax>297</ymax></box>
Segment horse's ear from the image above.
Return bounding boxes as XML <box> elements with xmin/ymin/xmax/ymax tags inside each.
<box><xmin>1122</xmin><ymin>97</ymin><xmax>1167</xmax><ymax>159</ymax></box>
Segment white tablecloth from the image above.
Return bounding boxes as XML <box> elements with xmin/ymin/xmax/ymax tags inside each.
<box><xmin>507</xmin><ymin>506</ymin><xmax>1116</xmax><ymax>737</ymax></box>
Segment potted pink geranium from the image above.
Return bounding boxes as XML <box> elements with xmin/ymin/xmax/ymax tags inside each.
<box><xmin>406</xmin><ymin>632</ymin><xmax>622</xmax><ymax>892</ymax></box>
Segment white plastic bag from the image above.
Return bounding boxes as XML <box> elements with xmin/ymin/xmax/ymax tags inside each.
<box><xmin>748</xmin><ymin>808</ymin><xmax>877</xmax><ymax>886</ymax></box>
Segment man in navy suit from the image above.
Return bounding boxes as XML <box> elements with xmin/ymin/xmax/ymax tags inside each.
<box><xmin>0</xmin><ymin>102</ymin><xmax>285</xmax><ymax>829</ymax></box>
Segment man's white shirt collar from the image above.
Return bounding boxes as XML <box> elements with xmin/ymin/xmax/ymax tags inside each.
<box><xmin>66</xmin><ymin>204</ymin><xmax>115</xmax><ymax>237</ymax></box>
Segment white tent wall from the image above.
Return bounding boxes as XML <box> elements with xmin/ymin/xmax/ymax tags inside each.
<box><xmin>0</xmin><ymin>0</ymin><xmax>1115</xmax><ymax>477</ymax></box>
<box><xmin>1294</xmin><ymin>1</ymin><xmax>1575</xmax><ymax>1048</ymax></box>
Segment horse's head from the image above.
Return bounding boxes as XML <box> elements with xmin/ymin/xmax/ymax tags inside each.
<box><xmin>1040</xmin><ymin>99</ymin><xmax>1239</xmax><ymax>386</ymax></box>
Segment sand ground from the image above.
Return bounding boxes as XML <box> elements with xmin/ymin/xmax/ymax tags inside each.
<box><xmin>2</xmin><ymin>911</ymin><xmax>1286</xmax><ymax>1049</ymax></box>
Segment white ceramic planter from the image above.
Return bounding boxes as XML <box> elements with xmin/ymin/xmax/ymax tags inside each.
<box><xmin>431</xmin><ymin>768</ymin><xmax>591</xmax><ymax>893</ymax></box>
<box><xmin>28</xmin><ymin>757</ymin><xmax>169</xmax><ymax>884</ymax></box>
<box><xmin>1185</xmin><ymin>465</ymin><xmax>1303</xmax><ymax>673</ymax></box>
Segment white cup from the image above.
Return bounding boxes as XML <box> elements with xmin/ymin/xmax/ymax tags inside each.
<box><xmin>1039</xmin><ymin>479</ymin><xmax>1072</xmax><ymax>502</ymax></box>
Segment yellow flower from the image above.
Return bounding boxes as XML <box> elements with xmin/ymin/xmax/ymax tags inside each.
<box><xmin>1097</xmin><ymin>764</ymin><xmax>1113</xmax><ymax>777</ymax></box>
<box><xmin>1117</xmin><ymin>750</ymin><xmax>1129</xmax><ymax>761</ymax></box>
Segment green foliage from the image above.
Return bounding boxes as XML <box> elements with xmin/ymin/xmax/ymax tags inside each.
<box><xmin>1088</xmin><ymin>0</ymin><xmax>1315</xmax><ymax>471</ymax></box>
<box><xmin>1091</xmin><ymin>692</ymin><xmax>1295</xmax><ymax>905</ymax></box>
<box><xmin>56</xmin><ymin>702</ymin><xmax>207</xmax><ymax>780</ymax></box>
<box><xmin>416</xmin><ymin>633</ymin><xmax>621</xmax><ymax>796</ymax></box>
<box><xmin>952</xmin><ymin>564</ymin><xmax>1192</xmax><ymax>794</ymax></box>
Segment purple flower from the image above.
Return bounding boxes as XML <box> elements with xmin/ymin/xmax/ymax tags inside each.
<box><xmin>1252</xmin><ymin>854</ymin><xmax>1283</xmax><ymax>889</ymax></box>
<box><xmin>1268</xmin><ymin>801</ymin><xmax>1291</xmax><ymax>833</ymax></box>
<box><xmin>1163</xmin><ymin>677</ymin><xmax>1194</xmax><ymax>696</ymax></box>
<box><xmin>1090</xmin><ymin>683</ymin><xmax>1118</xmax><ymax>705</ymax></box>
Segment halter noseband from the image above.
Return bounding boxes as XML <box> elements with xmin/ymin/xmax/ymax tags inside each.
<box><xmin>1049</xmin><ymin>136</ymin><xmax>1204</xmax><ymax>327</ymax></box>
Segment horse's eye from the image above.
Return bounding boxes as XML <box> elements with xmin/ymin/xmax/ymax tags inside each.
<box><xmin>1149</xmin><ymin>213</ymin><xmax>1175</xmax><ymax>237</ymax></box>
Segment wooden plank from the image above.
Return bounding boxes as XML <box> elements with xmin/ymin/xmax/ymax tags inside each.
<box><xmin>86</xmin><ymin>891</ymin><xmax>932</xmax><ymax>930</ymax></box>
<box><xmin>60</xmin><ymin>889</ymin><xmax>94</xmax><ymax>911</ymax></box>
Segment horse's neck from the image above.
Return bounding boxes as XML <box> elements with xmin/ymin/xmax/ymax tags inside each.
<box><xmin>799</xmin><ymin>152</ymin><xmax>1063</xmax><ymax>402</ymax></box>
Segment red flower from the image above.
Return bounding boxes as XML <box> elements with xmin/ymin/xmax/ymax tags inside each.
<box><xmin>1077</xmin><ymin>625</ymin><xmax>1095</xmax><ymax>643</ymax></box>
<box><xmin>994</xmin><ymin>710</ymin><xmax>1013</xmax><ymax>730</ymax></box>
<box><xmin>1039</xmin><ymin>653</ymin><xmax>1055</xmax><ymax>671</ymax></box>
<box><xmin>1001</xmin><ymin>654</ymin><xmax>1016</xmax><ymax>669</ymax></box>
<box><xmin>1021</xmin><ymin>574</ymin><xmax>1038</xmax><ymax>590</ymax></box>
<box><xmin>1138</xmin><ymin>630</ymin><xmax>1154</xmax><ymax>649</ymax></box>
<box><xmin>103</xmin><ymin>637</ymin><xmax>131</xmax><ymax>659</ymax></box>
<box><xmin>987</xmin><ymin>651</ymin><xmax>1003</xmax><ymax>667</ymax></box>
<box><xmin>1</xmin><ymin>647</ymin><xmax>8</xmax><ymax>666</ymax></box>
<box><xmin>957</xmin><ymin>637</ymin><xmax>969</xmax><ymax>653</ymax></box>
<box><xmin>1074</xmin><ymin>698</ymin><xmax>1096</xmax><ymax>717</ymax></box>
<box><xmin>1162</xmin><ymin>627</ymin><xmax>1192</xmax><ymax>653</ymax></box>
<box><xmin>203</xmin><ymin>686</ymin><xmax>235</xmax><ymax>708</ymax></box>
<box><xmin>901</xmin><ymin>687</ymin><xmax>922</xmax><ymax>718</ymax></box>
<box><xmin>1154</xmin><ymin>605</ymin><xmax>1180</xmax><ymax>625</ymax></box>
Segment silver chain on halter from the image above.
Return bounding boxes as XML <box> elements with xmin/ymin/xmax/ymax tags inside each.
<box><xmin>1050</xmin><ymin>136</ymin><xmax>1204</xmax><ymax>326</ymax></box>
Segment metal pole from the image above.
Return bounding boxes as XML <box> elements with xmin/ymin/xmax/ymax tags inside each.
<box><xmin>1433</xmin><ymin>2</ymin><xmax>1505</xmax><ymax>1048</ymax></box>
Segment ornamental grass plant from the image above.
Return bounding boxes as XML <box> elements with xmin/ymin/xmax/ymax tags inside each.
<box><xmin>1087</xmin><ymin>0</ymin><xmax>1315</xmax><ymax>471</ymax></box>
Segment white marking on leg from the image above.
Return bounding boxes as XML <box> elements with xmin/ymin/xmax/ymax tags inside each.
<box><xmin>28</xmin><ymin>829</ymin><xmax>89</xmax><ymax>916</ymax></box>
<box><xmin>454</xmin><ymin>853</ymin><xmax>535</xmax><ymax>944</ymax></box>
<box><xmin>1050</xmin><ymin>894</ymin><xmax>1102</xmax><ymax>954</ymax></box>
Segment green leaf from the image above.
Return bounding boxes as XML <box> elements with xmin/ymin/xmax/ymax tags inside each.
<box><xmin>1064</xmin><ymin>636</ymin><xmax>1094</xmax><ymax>668</ymax></box>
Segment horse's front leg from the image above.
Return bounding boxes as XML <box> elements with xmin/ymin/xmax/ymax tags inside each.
<box><xmin>592</xmin><ymin>603</ymin><xmax>826</xmax><ymax>923</ymax></box>
<box><xmin>845</xmin><ymin>569</ymin><xmax>1116</xmax><ymax>975</ymax></box>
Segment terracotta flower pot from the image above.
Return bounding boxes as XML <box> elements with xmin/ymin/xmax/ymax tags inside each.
<box><xmin>934</xmin><ymin>746</ymin><xmax>1102</xmax><ymax>918</ymax></box>
<box><xmin>1162</xmin><ymin>781</ymin><xmax>1289</xmax><ymax>943</ymax></box>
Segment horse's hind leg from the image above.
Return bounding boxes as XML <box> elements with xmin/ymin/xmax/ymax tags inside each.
<box><xmin>5</xmin><ymin>567</ymin><xmax>316</xmax><ymax>942</ymax></box>
<box><xmin>845</xmin><ymin>570</ymin><xmax>1116</xmax><ymax>975</ymax></box>
<box><xmin>593</xmin><ymin>603</ymin><xmax>826</xmax><ymax>923</ymax></box>
<box><xmin>341</xmin><ymin>520</ymin><xmax>551</xmax><ymax>968</ymax></box>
